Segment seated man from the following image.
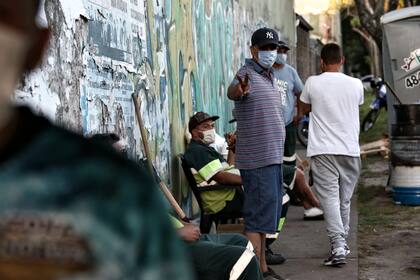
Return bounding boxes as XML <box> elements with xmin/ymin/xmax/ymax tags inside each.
<box><xmin>172</xmin><ymin>217</ymin><xmax>264</xmax><ymax>280</ymax></box>
<box><xmin>184</xmin><ymin>112</ymin><xmax>243</xmax><ymax>216</ymax></box>
<box><xmin>284</xmin><ymin>164</ymin><xmax>323</xmax><ymax>220</ymax></box>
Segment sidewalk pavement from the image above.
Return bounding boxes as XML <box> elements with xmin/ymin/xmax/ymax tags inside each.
<box><xmin>270</xmin><ymin>196</ymin><xmax>358</xmax><ymax>280</ymax></box>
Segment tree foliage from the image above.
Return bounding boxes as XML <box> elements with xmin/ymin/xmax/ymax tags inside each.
<box><xmin>347</xmin><ymin>0</ymin><xmax>419</xmax><ymax>75</ymax></box>
<box><xmin>354</xmin><ymin>0</ymin><xmax>420</xmax><ymax>50</ymax></box>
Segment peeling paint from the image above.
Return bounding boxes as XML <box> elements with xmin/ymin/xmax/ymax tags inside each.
<box><xmin>16</xmin><ymin>0</ymin><xmax>297</xmax><ymax>215</ymax></box>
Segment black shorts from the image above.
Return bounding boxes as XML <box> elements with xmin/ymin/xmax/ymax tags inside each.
<box><xmin>284</xmin><ymin>122</ymin><xmax>297</xmax><ymax>165</ymax></box>
<box><xmin>283</xmin><ymin>164</ymin><xmax>296</xmax><ymax>190</ymax></box>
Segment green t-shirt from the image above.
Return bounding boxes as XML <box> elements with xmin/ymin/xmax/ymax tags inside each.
<box><xmin>184</xmin><ymin>140</ymin><xmax>236</xmax><ymax>214</ymax></box>
<box><xmin>0</xmin><ymin>107</ymin><xmax>192</xmax><ymax>280</ymax></box>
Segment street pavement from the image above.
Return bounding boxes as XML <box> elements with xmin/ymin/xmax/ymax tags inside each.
<box><xmin>269</xmin><ymin>192</ymin><xmax>358</xmax><ymax>280</ymax></box>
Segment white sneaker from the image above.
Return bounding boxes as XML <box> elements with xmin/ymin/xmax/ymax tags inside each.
<box><xmin>324</xmin><ymin>247</ymin><xmax>346</xmax><ymax>266</ymax></box>
<box><xmin>303</xmin><ymin>207</ymin><xmax>324</xmax><ymax>220</ymax></box>
<box><xmin>344</xmin><ymin>244</ymin><xmax>350</xmax><ymax>256</ymax></box>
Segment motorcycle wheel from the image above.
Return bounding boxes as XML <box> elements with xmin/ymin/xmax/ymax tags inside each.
<box><xmin>361</xmin><ymin>109</ymin><xmax>380</xmax><ymax>132</ymax></box>
<box><xmin>297</xmin><ymin>121</ymin><xmax>309</xmax><ymax>147</ymax></box>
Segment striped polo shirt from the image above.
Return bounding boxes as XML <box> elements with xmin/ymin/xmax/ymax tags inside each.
<box><xmin>231</xmin><ymin>59</ymin><xmax>285</xmax><ymax>169</ymax></box>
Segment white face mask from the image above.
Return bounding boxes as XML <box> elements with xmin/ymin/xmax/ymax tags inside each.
<box><xmin>201</xmin><ymin>129</ymin><xmax>216</xmax><ymax>145</ymax></box>
<box><xmin>0</xmin><ymin>24</ymin><xmax>29</xmax><ymax>128</ymax></box>
<box><xmin>258</xmin><ymin>50</ymin><xmax>277</xmax><ymax>69</ymax></box>
<box><xmin>281</xmin><ymin>54</ymin><xmax>287</xmax><ymax>62</ymax></box>
<box><xmin>275</xmin><ymin>53</ymin><xmax>287</xmax><ymax>65</ymax></box>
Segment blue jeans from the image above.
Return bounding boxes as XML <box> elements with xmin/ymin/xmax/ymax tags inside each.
<box><xmin>240</xmin><ymin>164</ymin><xmax>283</xmax><ymax>234</ymax></box>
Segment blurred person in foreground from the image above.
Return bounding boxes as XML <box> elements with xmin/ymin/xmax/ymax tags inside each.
<box><xmin>0</xmin><ymin>1</ymin><xmax>192</xmax><ymax>279</ymax></box>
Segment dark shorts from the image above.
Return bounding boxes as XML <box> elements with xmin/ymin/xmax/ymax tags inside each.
<box><xmin>283</xmin><ymin>164</ymin><xmax>297</xmax><ymax>190</ymax></box>
<box><xmin>284</xmin><ymin>122</ymin><xmax>297</xmax><ymax>165</ymax></box>
<box><xmin>240</xmin><ymin>164</ymin><xmax>283</xmax><ymax>234</ymax></box>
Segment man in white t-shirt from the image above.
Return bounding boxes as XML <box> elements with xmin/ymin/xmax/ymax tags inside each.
<box><xmin>299</xmin><ymin>43</ymin><xmax>363</xmax><ymax>267</ymax></box>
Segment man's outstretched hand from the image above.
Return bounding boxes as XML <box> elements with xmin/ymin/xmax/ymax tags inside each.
<box><xmin>236</xmin><ymin>74</ymin><xmax>249</xmax><ymax>96</ymax></box>
<box><xmin>228</xmin><ymin>74</ymin><xmax>249</xmax><ymax>100</ymax></box>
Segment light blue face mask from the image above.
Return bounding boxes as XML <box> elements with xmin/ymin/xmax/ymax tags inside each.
<box><xmin>275</xmin><ymin>53</ymin><xmax>287</xmax><ymax>65</ymax></box>
<box><xmin>258</xmin><ymin>50</ymin><xmax>277</xmax><ymax>69</ymax></box>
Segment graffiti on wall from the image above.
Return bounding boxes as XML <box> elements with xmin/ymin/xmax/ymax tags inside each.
<box><xmin>17</xmin><ymin>0</ymin><xmax>296</xmax><ymax>215</ymax></box>
<box><xmin>81</xmin><ymin>0</ymin><xmax>149</xmax><ymax>161</ymax></box>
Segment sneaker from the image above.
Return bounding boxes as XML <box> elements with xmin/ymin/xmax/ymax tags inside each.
<box><xmin>324</xmin><ymin>248</ymin><xmax>346</xmax><ymax>266</ymax></box>
<box><xmin>263</xmin><ymin>267</ymin><xmax>288</xmax><ymax>280</ymax></box>
<box><xmin>344</xmin><ymin>244</ymin><xmax>350</xmax><ymax>256</ymax></box>
<box><xmin>266</xmin><ymin>248</ymin><xmax>286</xmax><ymax>265</ymax></box>
<box><xmin>303</xmin><ymin>207</ymin><xmax>324</xmax><ymax>220</ymax></box>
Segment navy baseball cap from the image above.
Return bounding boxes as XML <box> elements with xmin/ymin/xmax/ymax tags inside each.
<box><xmin>278</xmin><ymin>40</ymin><xmax>290</xmax><ymax>51</ymax></box>
<box><xmin>251</xmin><ymin>27</ymin><xmax>279</xmax><ymax>47</ymax></box>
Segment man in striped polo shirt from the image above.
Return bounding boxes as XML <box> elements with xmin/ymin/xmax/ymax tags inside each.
<box><xmin>228</xmin><ymin>27</ymin><xmax>286</xmax><ymax>280</ymax></box>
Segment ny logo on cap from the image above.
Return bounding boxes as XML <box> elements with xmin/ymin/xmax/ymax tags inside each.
<box><xmin>266</xmin><ymin>32</ymin><xmax>274</xmax><ymax>39</ymax></box>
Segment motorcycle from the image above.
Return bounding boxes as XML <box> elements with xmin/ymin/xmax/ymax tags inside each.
<box><xmin>297</xmin><ymin>113</ymin><xmax>309</xmax><ymax>147</ymax></box>
<box><xmin>361</xmin><ymin>80</ymin><xmax>387</xmax><ymax>132</ymax></box>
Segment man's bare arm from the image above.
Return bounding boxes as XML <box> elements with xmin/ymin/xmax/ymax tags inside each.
<box><xmin>213</xmin><ymin>171</ymin><xmax>242</xmax><ymax>185</ymax></box>
<box><xmin>298</xmin><ymin>99</ymin><xmax>311</xmax><ymax>116</ymax></box>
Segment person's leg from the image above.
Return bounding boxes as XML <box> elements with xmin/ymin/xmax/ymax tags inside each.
<box><xmin>205</xmin><ymin>233</ymin><xmax>252</xmax><ymax>249</ymax></box>
<box><xmin>244</xmin><ymin>232</ymin><xmax>263</xmax><ymax>267</ymax></box>
<box><xmin>265</xmin><ymin>192</ymin><xmax>290</xmax><ymax>265</ymax></box>
<box><xmin>337</xmin><ymin>156</ymin><xmax>361</xmax><ymax>239</ymax></box>
<box><xmin>294</xmin><ymin>168</ymin><xmax>321</xmax><ymax>209</ymax></box>
<box><xmin>310</xmin><ymin>155</ymin><xmax>346</xmax><ymax>251</ymax></box>
<box><xmin>201</xmin><ymin>233</ymin><xmax>262</xmax><ymax>280</ymax></box>
<box><xmin>241</xmin><ymin>165</ymin><xmax>283</xmax><ymax>274</ymax></box>
<box><xmin>260</xmin><ymin>233</ymin><xmax>267</xmax><ymax>272</ymax></box>
<box><xmin>188</xmin><ymin>235</ymin><xmax>263</xmax><ymax>280</ymax></box>
<box><xmin>239</xmin><ymin>254</ymin><xmax>264</xmax><ymax>280</ymax></box>
<box><xmin>241</xmin><ymin>168</ymin><xmax>266</xmax><ymax>272</ymax></box>
<box><xmin>261</xmin><ymin>164</ymin><xmax>286</xmax><ymax>274</ymax></box>
<box><xmin>283</xmin><ymin>122</ymin><xmax>297</xmax><ymax>166</ymax></box>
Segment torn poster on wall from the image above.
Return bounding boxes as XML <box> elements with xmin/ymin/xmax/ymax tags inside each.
<box><xmin>81</xmin><ymin>0</ymin><xmax>147</xmax><ymax>138</ymax></box>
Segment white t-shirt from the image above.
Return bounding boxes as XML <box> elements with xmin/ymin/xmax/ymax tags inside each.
<box><xmin>210</xmin><ymin>133</ymin><xmax>229</xmax><ymax>160</ymax></box>
<box><xmin>300</xmin><ymin>72</ymin><xmax>364</xmax><ymax>157</ymax></box>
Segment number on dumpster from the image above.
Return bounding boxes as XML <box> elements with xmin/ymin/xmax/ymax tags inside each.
<box><xmin>405</xmin><ymin>71</ymin><xmax>420</xmax><ymax>89</ymax></box>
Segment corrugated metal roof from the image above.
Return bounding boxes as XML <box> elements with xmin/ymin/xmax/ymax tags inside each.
<box><xmin>381</xmin><ymin>6</ymin><xmax>420</xmax><ymax>25</ymax></box>
<box><xmin>296</xmin><ymin>13</ymin><xmax>314</xmax><ymax>31</ymax></box>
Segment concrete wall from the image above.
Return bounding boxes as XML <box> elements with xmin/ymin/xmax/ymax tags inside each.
<box><xmin>16</xmin><ymin>0</ymin><xmax>296</xmax><ymax>213</ymax></box>
<box><xmin>296</xmin><ymin>25</ymin><xmax>311</xmax><ymax>81</ymax></box>
<box><xmin>296</xmin><ymin>25</ymin><xmax>324</xmax><ymax>82</ymax></box>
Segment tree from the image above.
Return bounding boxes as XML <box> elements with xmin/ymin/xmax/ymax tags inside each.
<box><xmin>352</xmin><ymin>0</ymin><xmax>420</xmax><ymax>76</ymax></box>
